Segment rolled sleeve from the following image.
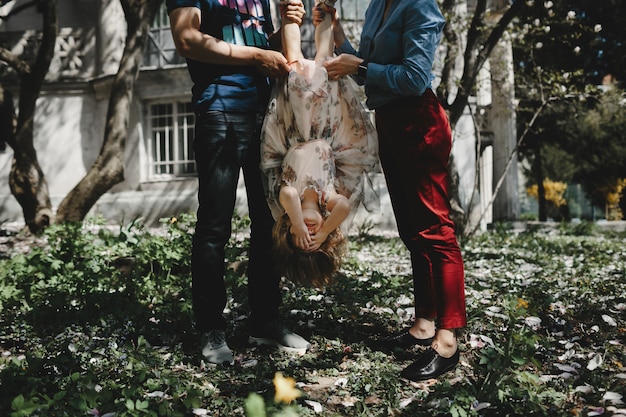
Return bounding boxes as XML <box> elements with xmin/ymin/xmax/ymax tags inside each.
<box><xmin>358</xmin><ymin>0</ymin><xmax>445</xmax><ymax>108</ymax></box>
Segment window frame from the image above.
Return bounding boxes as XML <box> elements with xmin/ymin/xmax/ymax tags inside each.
<box><xmin>145</xmin><ymin>98</ymin><xmax>196</xmax><ymax>181</ymax></box>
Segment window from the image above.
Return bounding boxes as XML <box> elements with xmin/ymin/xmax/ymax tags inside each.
<box><xmin>147</xmin><ymin>100</ymin><xmax>196</xmax><ymax>179</ymax></box>
<box><xmin>143</xmin><ymin>5</ymin><xmax>185</xmax><ymax>68</ymax></box>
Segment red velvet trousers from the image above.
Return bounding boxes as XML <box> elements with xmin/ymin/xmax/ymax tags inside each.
<box><xmin>375</xmin><ymin>89</ymin><xmax>467</xmax><ymax>330</ymax></box>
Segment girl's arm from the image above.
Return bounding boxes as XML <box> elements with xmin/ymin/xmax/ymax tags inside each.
<box><xmin>312</xmin><ymin>4</ymin><xmax>346</xmax><ymax>50</ymax></box>
<box><xmin>279</xmin><ymin>185</ymin><xmax>312</xmax><ymax>249</ymax></box>
<box><xmin>280</xmin><ymin>1</ymin><xmax>305</xmax><ymax>63</ymax></box>
<box><xmin>309</xmin><ymin>192</ymin><xmax>350</xmax><ymax>250</ymax></box>
<box><xmin>313</xmin><ymin>6</ymin><xmax>363</xmax><ymax>79</ymax></box>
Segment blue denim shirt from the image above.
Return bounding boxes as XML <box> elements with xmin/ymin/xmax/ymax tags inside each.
<box><xmin>336</xmin><ymin>0</ymin><xmax>445</xmax><ymax>109</ymax></box>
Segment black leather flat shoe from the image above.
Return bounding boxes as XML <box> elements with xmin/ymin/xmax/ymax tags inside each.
<box><xmin>400</xmin><ymin>347</ymin><xmax>460</xmax><ymax>381</ymax></box>
<box><xmin>379</xmin><ymin>330</ymin><xmax>434</xmax><ymax>350</ymax></box>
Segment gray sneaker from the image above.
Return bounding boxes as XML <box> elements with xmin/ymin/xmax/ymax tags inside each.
<box><xmin>201</xmin><ymin>330</ymin><xmax>234</xmax><ymax>365</ymax></box>
<box><xmin>249</xmin><ymin>320</ymin><xmax>311</xmax><ymax>354</ymax></box>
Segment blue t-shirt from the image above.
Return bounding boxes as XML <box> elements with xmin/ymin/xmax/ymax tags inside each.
<box><xmin>166</xmin><ymin>0</ymin><xmax>275</xmax><ymax>113</ymax></box>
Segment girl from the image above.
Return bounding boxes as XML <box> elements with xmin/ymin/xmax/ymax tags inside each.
<box><xmin>260</xmin><ymin>0</ymin><xmax>379</xmax><ymax>288</ymax></box>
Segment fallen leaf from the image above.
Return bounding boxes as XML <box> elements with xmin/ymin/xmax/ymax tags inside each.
<box><xmin>472</xmin><ymin>402</ymin><xmax>491</xmax><ymax>411</ymax></box>
<box><xmin>273</xmin><ymin>372</ymin><xmax>303</xmax><ymax>404</ymax></box>
<box><xmin>587</xmin><ymin>354</ymin><xmax>603</xmax><ymax>370</ymax></box>
<box><xmin>304</xmin><ymin>400</ymin><xmax>323</xmax><ymax>413</ymax></box>
<box><xmin>555</xmin><ymin>363</ymin><xmax>578</xmax><ymax>373</ymax></box>
<box><xmin>602</xmin><ymin>315</ymin><xmax>618</xmax><ymax>327</ymax></box>
<box><xmin>575</xmin><ymin>384</ymin><xmax>594</xmax><ymax>394</ymax></box>
<box><xmin>602</xmin><ymin>391</ymin><xmax>624</xmax><ymax>403</ymax></box>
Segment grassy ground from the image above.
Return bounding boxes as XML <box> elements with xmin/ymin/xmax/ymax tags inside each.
<box><xmin>0</xmin><ymin>215</ymin><xmax>625</xmax><ymax>417</ymax></box>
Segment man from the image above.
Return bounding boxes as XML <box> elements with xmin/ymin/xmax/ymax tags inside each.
<box><xmin>167</xmin><ymin>0</ymin><xmax>310</xmax><ymax>365</ymax></box>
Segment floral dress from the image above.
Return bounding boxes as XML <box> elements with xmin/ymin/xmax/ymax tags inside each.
<box><xmin>261</xmin><ymin>58</ymin><xmax>379</xmax><ymax>232</ymax></box>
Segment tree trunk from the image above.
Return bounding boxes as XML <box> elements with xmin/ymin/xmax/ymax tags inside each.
<box><xmin>490</xmin><ymin>35</ymin><xmax>519</xmax><ymax>221</ymax></box>
<box><xmin>534</xmin><ymin>143</ymin><xmax>547</xmax><ymax>221</ymax></box>
<box><xmin>0</xmin><ymin>87</ymin><xmax>14</xmax><ymax>153</ymax></box>
<box><xmin>56</xmin><ymin>0</ymin><xmax>163</xmax><ymax>223</ymax></box>
<box><xmin>8</xmin><ymin>0</ymin><xmax>58</xmax><ymax>234</ymax></box>
<box><xmin>438</xmin><ymin>0</ymin><xmax>526</xmax><ymax>234</ymax></box>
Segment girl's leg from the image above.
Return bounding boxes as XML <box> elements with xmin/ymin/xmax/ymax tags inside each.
<box><xmin>314</xmin><ymin>0</ymin><xmax>336</xmax><ymax>61</ymax></box>
<box><xmin>281</xmin><ymin>1</ymin><xmax>304</xmax><ymax>63</ymax></box>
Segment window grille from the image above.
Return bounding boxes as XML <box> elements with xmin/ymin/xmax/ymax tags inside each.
<box><xmin>143</xmin><ymin>5</ymin><xmax>186</xmax><ymax>68</ymax></box>
<box><xmin>147</xmin><ymin>100</ymin><xmax>196</xmax><ymax>179</ymax></box>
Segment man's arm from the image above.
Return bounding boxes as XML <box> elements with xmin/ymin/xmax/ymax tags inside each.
<box><xmin>168</xmin><ymin>7</ymin><xmax>291</xmax><ymax>77</ymax></box>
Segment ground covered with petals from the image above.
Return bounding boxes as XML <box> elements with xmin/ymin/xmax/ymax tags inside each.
<box><xmin>0</xmin><ymin>216</ymin><xmax>624</xmax><ymax>417</ymax></box>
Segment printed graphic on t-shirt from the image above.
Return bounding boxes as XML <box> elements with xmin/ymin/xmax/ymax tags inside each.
<box><xmin>219</xmin><ymin>0</ymin><xmax>267</xmax><ymax>47</ymax></box>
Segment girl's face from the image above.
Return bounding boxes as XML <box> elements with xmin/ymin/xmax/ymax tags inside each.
<box><xmin>302</xmin><ymin>207</ymin><xmax>324</xmax><ymax>235</ymax></box>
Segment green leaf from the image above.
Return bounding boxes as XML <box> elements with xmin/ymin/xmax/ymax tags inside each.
<box><xmin>126</xmin><ymin>398</ymin><xmax>135</xmax><ymax>411</ymax></box>
<box><xmin>243</xmin><ymin>393</ymin><xmax>266</xmax><ymax>417</ymax></box>
<box><xmin>11</xmin><ymin>395</ymin><xmax>24</xmax><ymax>410</ymax></box>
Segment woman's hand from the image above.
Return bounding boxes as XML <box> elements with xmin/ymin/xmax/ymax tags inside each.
<box><xmin>323</xmin><ymin>53</ymin><xmax>363</xmax><ymax>79</ymax></box>
<box><xmin>312</xmin><ymin>3</ymin><xmax>336</xmax><ymax>26</ymax></box>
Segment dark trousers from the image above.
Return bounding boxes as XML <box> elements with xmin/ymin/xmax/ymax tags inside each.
<box><xmin>375</xmin><ymin>89</ymin><xmax>467</xmax><ymax>330</ymax></box>
<box><xmin>192</xmin><ymin>110</ymin><xmax>281</xmax><ymax>332</ymax></box>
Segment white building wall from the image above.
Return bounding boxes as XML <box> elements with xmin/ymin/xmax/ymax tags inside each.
<box><xmin>1</xmin><ymin>0</ymin><xmax>515</xmax><ymax>232</ymax></box>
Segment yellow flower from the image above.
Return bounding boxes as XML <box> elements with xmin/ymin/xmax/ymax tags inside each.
<box><xmin>517</xmin><ymin>298</ymin><xmax>529</xmax><ymax>309</ymax></box>
<box><xmin>273</xmin><ymin>372</ymin><xmax>302</xmax><ymax>404</ymax></box>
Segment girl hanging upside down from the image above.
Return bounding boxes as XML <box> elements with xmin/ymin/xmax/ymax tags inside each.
<box><xmin>260</xmin><ymin>0</ymin><xmax>379</xmax><ymax>288</ymax></box>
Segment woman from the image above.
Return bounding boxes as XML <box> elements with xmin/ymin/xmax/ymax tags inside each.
<box><xmin>320</xmin><ymin>0</ymin><xmax>467</xmax><ymax>381</ymax></box>
<box><xmin>260</xmin><ymin>0</ymin><xmax>379</xmax><ymax>288</ymax></box>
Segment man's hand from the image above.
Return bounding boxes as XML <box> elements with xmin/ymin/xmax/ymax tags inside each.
<box><xmin>281</xmin><ymin>1</ymin><xmax>306</xmax><ymax>25</ymax></box>
<box><xmin>254</xmin><ymin>48</ymin><xmax>291</xmax><ymax>77</ymax></box>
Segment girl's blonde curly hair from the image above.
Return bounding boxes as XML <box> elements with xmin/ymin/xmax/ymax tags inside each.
<box><xmin>272</xmin><ymin>212</ymin><xmax>348</xmax><ymax>288</ymax></box>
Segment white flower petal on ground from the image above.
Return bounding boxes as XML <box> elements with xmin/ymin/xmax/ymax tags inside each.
<box><xmin>334</xmin><ymin>378</ymin><xmax>348</xmax><ymax>387</ymax></box>
<box><xmin>603</xmin><ymin>391</ymin><xmax>624</xmax><ymax>404</ymax></box>
<box><xmin>607</xmin><ymin>406</ymin><xmax>626</xmax><ymax>416</ymax></box>
<box><xmin>587</xmin><ymin>353</ymin><xmax>603</xmax><ymax>371</ymax></box>
<box><xmin>480</xmin><ymin>334</ymin><xmax>496</xmax><ymax>348</ymax></box>
<box><xmin>602</xmin><ymin>314</ymin><xmax>617</xmax><ymax>326</ymax></box>
<box><xmin>396</xmin><ymin>294</ymin><xmax>412</xmax><ymax>306</ymax></box>
<box><xmin>525</xmin><ymin>316</ymin><xmax>542</xmax><ymax>329</ymax></box>
<box><xmin>472</xmin><ymin>402</ymin><xmax>491</xmax><ymax>412</ymax></box>
<box><xmin>575</xmin><ymin>384</ymin><xmax>594</xmax><ymax>394</ymax></box>
<box><xmin>554</xmin><ymin>363</ymin><xmax>578</xmax><ymax>373</ymax></box>
<box><xmin>305</xmin><ymin>400</ymin><xmax>324</xmax><ymax>413</ymax></box>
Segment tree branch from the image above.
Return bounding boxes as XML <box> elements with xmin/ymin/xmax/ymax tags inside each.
<box><xmin>476</xmin><ymin>0</ymin><xmax>526</xmax><ymax>74</ymax></box>
<box><xmin>464</xmin><ymin>96</ymin><xmax>559</xmax><ymax>239</ymax></box>
<box><xmin>0</xmin><ymin>47</ymin><xmax>31</xmax><ymax>75</ymax></box>
<box><xmin>0</xmin><ymin>0</ymin><xmax>37</xmax><ymax>20</ymax></box>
